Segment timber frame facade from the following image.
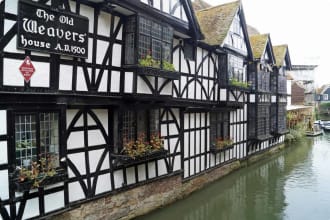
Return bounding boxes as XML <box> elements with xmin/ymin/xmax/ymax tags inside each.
<box><xmin>0</xmin><ymin>0</ymin><xmax>289</xmax><ymax>219</ymax></box>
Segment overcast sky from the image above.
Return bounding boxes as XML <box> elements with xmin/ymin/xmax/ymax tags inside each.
<box><xmin>195</xmin><ymin>0</ymin><xmax>329</xmax><ymax>86</ymax></box>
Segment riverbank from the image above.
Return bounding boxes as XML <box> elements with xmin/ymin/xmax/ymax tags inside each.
<box><xmin>53</xmin><ymin>142</ymin><xmax>286</xmax><ymax>220</ymax></box>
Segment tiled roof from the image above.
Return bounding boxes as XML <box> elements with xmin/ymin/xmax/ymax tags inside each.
<box><xmin>273</xmin><ymin>45</ymin><xmax>288</xmax><ymax>66</ymax></box>
<box><xmin>249</xmin><ymin>34</ymin><xmax>269</xmax><ymax>59</ymax></box>
<box><xmin>192</xmin><ymin>0</ymin><xmax>212</xmax><ymax>11</ymax></box>
<box><xmin>195</xmin><ymin>1</ymin><xmax>240</xmax><ymax>46</ymax></box>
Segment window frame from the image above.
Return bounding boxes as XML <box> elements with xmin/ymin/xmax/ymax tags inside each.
<box><xmin>124</xmin><ymin>15</ymin><xmax>174</xmax><ymax>69</ymax></box>
<box><xmin>119</xmin><ymin>108</ymin><xmax>161</xmax><ymax>152</ymax></box>
<box><xmin>210</xmin><ymin>111</ymin><xmax>230</xmax><ymax>146</ymax></box>
<box><xmin>11</xmin><ymin>108</ymin><xmax>64</xmax><ymax>170</ymax></box>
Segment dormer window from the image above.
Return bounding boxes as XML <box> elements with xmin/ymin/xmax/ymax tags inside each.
<box><xmin>125</xmin><ymin>15</ymin><xmax>174</xmax><ymax>70</ymax></box>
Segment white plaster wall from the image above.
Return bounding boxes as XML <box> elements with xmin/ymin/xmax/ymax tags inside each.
<box><xmin>66</xmin><ymin>109</ymin><xmax>83</xmax><ymax>128</ymax></box>
<box><xmin>138</xmin><ymin>164</ymin><xmax>146</xmax><ymax>182</ymax></box>
<box><xmin>137</xmin><ymin>76</ymin><xmax>153</xmax><ymax>94</ymax></box>
<box><xmin>67</xmin><ymin>131</ymin><xmax>85</xmax><ymax>150</ymax></box>
<box><xmin>44</xmin><ymin>191</ymin><xmax>65</xmax><ymax>213</ymax></box>
<box><xmin>21</xmin><ymin>198</ymin><xmax>40</xmax><ymax>219</ymax></box>
<box><xmin>88</xmin><ymin>149</ymin><xmax>106</xmax><ymax>173</ymax></box>
<box><xmin>3</xmin><ymin>58</ymin><xmax>25</xmax><ymax>86</ymax></box>
<box><xmin>148</xmin><ymin>162</ymin><xmax>156</xmax><ymax>179</ymax></box>
<box><xmin>30</xmin><ymin>62</ymin><xmax>50</xmax><ymax>88</ymax></box>
<box><xmin>0</xmin><ymin>141</ymin><xmax>8</xmax><ymax>164</ymax></box>
<box><xmin>113</xmin><ymin>170</ymin><xmax>124</xmax><ymax>189</ymax></box>
<box><xmin>124</xmin><ymin>72</ymin><xmax>133</xmax><ymax>93</ymax></box>
<box><xmin>69</xmin><ymin>181</ymin><xmax>86</xmax><ymax>202</ymax></box>
<box><xmin>76</xmin><ymin>67</ymin><xmax>90</xmax><ymax>91</ymax></box>
<box><xmin>0</xmin><ymin>110</ymin><xmax>6</xmax><ymax>135</ymax></box>
<box><xmin>59</xmin><ymin>65</ymin><xmax>73</xmax><ymax>91</ymax></box>
<box><xmin>93</xmin><ymin>173</ymin><xmax>112</xmax><ymax>195</ymax></box>
<box><xmin>0</xmin><ymin>170</ymin><xmax>9</xmax><ymax>200</ymax></box>
<box><xmin>110</xmin><ymin>71</ymin><xmax>121</xmax><ymax>93</ymax></box>
<box><xmin>68</xmin><ymin>153</ymin><xmax>86</xmax><ymax>175</ymax></box>
<box><xmin>126</xmin><ymin>167</ymin><xmax>136</xmax><ymax>185</ymax></box>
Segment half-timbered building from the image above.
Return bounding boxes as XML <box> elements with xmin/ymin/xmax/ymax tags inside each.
<box><xmin>248</xmin><ymin>34</ymin><xmax>275</xmax><ymax>153</ymax></box>
<box><xmin>0</xmin><ymin>0</ymin><xmax>288</xmax><ymax>219</ymax></box>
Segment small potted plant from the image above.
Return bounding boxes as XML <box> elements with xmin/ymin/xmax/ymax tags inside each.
<box><xmin>112</xmin><ymin>133</ymin><xmax>167</xmax><ymax>165</ymax></box>
<box><xmin>12</xmin><ymin>154</ymin><xmax>67</xmax><ymax>192</ymax></box>
<box><xmin>210</xmin><ymin>137</ymin><xmax>234</xmax><ymax>153</ymax></box>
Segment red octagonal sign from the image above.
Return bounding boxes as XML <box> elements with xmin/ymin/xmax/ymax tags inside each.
<box><xmin>19</xmin><ymin>56</ymin><xmax>35</xmax><ymax>83</ymax></box>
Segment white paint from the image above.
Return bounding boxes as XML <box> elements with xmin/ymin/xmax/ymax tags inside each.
<box><xmin>88</xmin><ymin>130</ymin><xmax>106</xmax><ymax>146</ymax></box>
<box><xmin>195</xmin><ymin>130</ymin><xmax>200</xmax><ymax>154</ymax></box>
<box><xmin>76</xmin><ymin>67</ymin><xmax>90</xmax><ymax>91</ymax></box>
<box><xmin>159</xmin><ymin>78</ymin><xmax>172</xmax><ymax>95</ymax></box>
<box><xmin>112</xmin><ymin>44</ymin><xmax>122</xmax><ymax>67</ymax></box>
<box><xmin>163</xmin><ymin>0</ymin><xmax>170</xmax><ymax>13</ymax></box>
<box><xmin>184</xmin><ymin>133</ymin><xmax>189</xmax><ymax>158</ymax></box>
<box><xmin>148</xmin><ymin>162</ymin><xmax>156</xmax><ymax>179</ymax></box>
<box><xmin>169</xmin><ymin>138</ymin><xmax>179</xmax><ymax>154</ymax></box>
<box><xmin>0</xmin><ymin>110</ymin><xmax>6</xmax><ymax>135</ymax></box>
<box><xmin>173</xmin><ymin>155</ymin><xmax>181</xmax><ymax>171</ymax></box>
<box><xmin>86</xmin><ymin>38</ymin><xmax>93</xmax><ymax>63</ymax></box>
<box><xmin>30</xmin><ymin>62</ymin><xmax>50</xmax><ymax>88</ymax></box>
<box><xmin>189</xmin><ymin>133</ymin><xmax>195</xmax><ymax>156</ymax></box>
<box><xmin>44</xmin><ymin>191</ymin><xmax>65</xmax><ymax>213</ymax></box>
<box><xmin>3</xmin><ymin>58</ymin><xmax>24</xmax><ymax>86</ymax></box>
<box><xmin>92</xmin><ymin>109</ymin><xmax>108</xmax><ymax>134</ymax></box>
<box><xmin>188</xmin><ymin>81</ymin><xmax>195</xmax><ymax>99</ymax></box>
<box><xmin>161</xmin><ymin>124</ymin><xmax>168</xmax><ymax>137</ymax></box>
<box><xmin>88</xmin><ymin>149</ymin><xmax>105</xmax><ymax>173</ymax></box>
<box><xmin>189</xmin><ymin>159</ymin><xmax>194</xmax><ymax>176</ymax></box>
<box><xmin>0</xmin><ymin>170</ymin><xmax>9</xmax><ymax>200</ymax></box>
<box><xmin>94</xmin><ymin>173</ymin><xmax>112</xmax><ymax>195</ymax></box>
<box><xmin>4</xmin><ymin>33</ymin><xmax>23</xmax><ymax>54</ymax></box>
<box><xmin>137</xmin><ymin>76</ymin><xmax>153</xmax><ymax>94</ymax></box>
<box><xmin>200</xmin><ymin>130</ymin><xmax>205</xmax><ymax>153</ymax></box>
<box><xmin>154</xmin><ymin>0</ymin><xmax>161</xmax><ymax>10</ymax></box>
<box><xmin>126</xmin><ymin>167</ymin><xmax>136</xmax><ymax>185</ymax></box>
<box><xmin>184</xmin><ymin>161</ymin><xmax>189</xmax><ymax>178</ymax></box>
<box><xmin>98</xmin><ymin>71</ymin><xmax>108</xmax><ymax>92</ymax></box>
<box><xmin>117</xmin><ymin>26</ymin><xmax>123</xmax><ymax>41</ymax></box>
<box><xmin>0</xmin><ymin>142</ymin><xmax>8</xmax><ymax>164</ymax></box>
<box><xmin>67</xmin><ymin>131</ymin><xmax>85</xmax><ymax>150</ymax></box>
<box><xmin>173</xmin><ymin>49</ymin><xmax>180</xmax><ymax>71</ymax></box>
<box><xmin>21</xmin><ymin>198</ymin><xmax>40</xmax><ymax>219</ymax></box>
<box><xmin>113</xmin><ymin>170</ymin><xmax>124</xmax><ymax>189</ymax></box>
<box><xmin>124</xmin><ymin>72</ymin><xmax>133</xmax><ymax>93</ymax></box>
<box><xmin>181</xmin><ymin>52</ymin><xmax>189</xmax><ymax>74</ymax></box>
<box><xmin>96</xmin><ymin>40</ymin><xmax>109</xmax><ymax>64</ymax></box>
<box><xmin>138</xmin><ymin>164</ymin><xmax>146</xmax><ymax>181</ymax></box>
<box><xmin>180</xmin><ymin>77</ymin><xmax>187</xmax><ymax>97</ymax></box>
<box><xmin>98</xmin><ymin>11</ymin><xmax>111</xmax><ymax>37</ymax></box>
<box><xmin>220</xmin><ymin>89</ymin><xmax>227</xmax><ymax>101</ymax></box>
<box><xmin>111</xmin><ymin>71</ymin><xmax>121</xmax><ymax>93</ymax></box>
<box><xmin>59</xmin><ymin>65</ymin><xmax>73</xmax><ymax>91</ymax></box>
<box><xmin>66</xmin><ymin>109</ymin><xmax>83</xmax><ymax>128</ymax></box>
<box><xmin>5</xmin><ymin>0</ymin><xmax>18</xmax><ymax>14</ymax></box>
<box><xmin>68</xmin><ymin>153</ymin><xmax>86</xmax><ymax>175</ymax></box>
<box><xmin>69</xmin><ymin>181</ymin><xmax>86</xmax><ymax>202</ymax></box>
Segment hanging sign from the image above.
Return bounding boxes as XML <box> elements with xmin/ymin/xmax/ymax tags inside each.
<box><xmin>19</xmin><ymin>56</ymin><xmax>35</xmax><ymax>82</ymax></box>
<box><xmin>17</xmin><ymin>0</ymin><xmax>89</xmax><ymax>58</ymax></box>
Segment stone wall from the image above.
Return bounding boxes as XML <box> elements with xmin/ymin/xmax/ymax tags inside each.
<box><xmin>52</xmin><ymin>144</ymin><xmax>285</xmax><ymax>220</ymax></box>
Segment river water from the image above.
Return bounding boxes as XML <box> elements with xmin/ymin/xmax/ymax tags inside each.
<box><xmin>137</xmin><ymin>133</ymin><xmax>330</xmax><ymax>220</ymax></box>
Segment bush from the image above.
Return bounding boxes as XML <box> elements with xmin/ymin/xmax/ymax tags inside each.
<box><xmin>285</xmin><ymin>122</ymin><xmax>306</xmax><ymax>143</ymax></box>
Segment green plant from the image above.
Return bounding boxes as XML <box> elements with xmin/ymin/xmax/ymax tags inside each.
<box><xmin>213</xmin><ymin>137</ymin><xmax>233</xmax><ymax>150</ymax></box>
<box><xmin>162</xmin><ymin>60</ymin><xmax>176</xmax><ymax>71</ymax></box>
<box><xmin>139</xmin><ymin>55</ymin><xmax>160</xmax><ymax>68</ymax></box>
<box><xmin>17</xmin><ymin>155</ymin><xmax>58</xmax><ymax>188</ymax></box>
<box><xmin>229</xmin><ymin>78</ymin><xmax>250</xmax><ymax>88</ymax></box>
<box><xmin>122</xmin><ymin>133</ymin><xmax>164</xmax><ymax>159</ymax></box>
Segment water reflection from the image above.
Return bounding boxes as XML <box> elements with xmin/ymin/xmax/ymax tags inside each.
<box><xmin>137</xmin><ymin>134</ymin><xmax>330</xmax><ymax>220</ymax></box>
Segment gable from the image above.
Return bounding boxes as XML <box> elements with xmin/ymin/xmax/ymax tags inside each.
<box><xmin>223</xmin><ymin>12</ymin><xmax>248</xmax><ymax>55</ymax></box>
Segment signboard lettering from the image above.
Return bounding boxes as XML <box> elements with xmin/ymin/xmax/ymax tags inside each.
<box><xmin>17</xmin><ymin>0</ymin><xmax>89</xmax><ymax>58</ymax></box>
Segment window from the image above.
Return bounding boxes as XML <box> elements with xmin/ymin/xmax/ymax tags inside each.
<box><xmin>210</xmin><ymin>112</ymin><xmax>229</xmax><ymax>144</ymax></box>
<box><xmin>125</xmin><ymin>15</ymin><xmax>174</xmax><ymax>69</ymax></box>
<box><xmin>121</xmin><ymin>109</ymin><xmax>160</xmax><ymax>147</ymax></box>
<box><xmin>323</xmin><ymin>94</ymin><xmax>328</xmax><ymax>101</ymax></box>
<box><xmin>228</xmin><ymin>55</ymin><xmax>245</xmax><ymax>82</ymax></box>
<box><xmin>15</xmin><ymin>112</ymin><xmax>59</xmax><ymax>168</ymax></box>
<box><xmin>184</xmin><ymin>40</ymin><xmax>196</xmax><ymax>61</ymax></box>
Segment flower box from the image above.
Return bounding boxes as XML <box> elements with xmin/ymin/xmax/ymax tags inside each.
<box><xmin>13</xmin><ymin>168</ymin><xmax>67</xmax><ymax>192</ymax></box>
<box><xmin>136</xmin><ymin>66</ymin><xmax>180</xmax><ymax>80</ymax></box>
<box><xmin>111</xmin><ymin>149</ymin><xmax>168</xmax><ymax>166</ymax></box>
<box><xmin>210</xmin><ymin>145</ymin><xmax>234</xmax><ymax>154</ymax></box>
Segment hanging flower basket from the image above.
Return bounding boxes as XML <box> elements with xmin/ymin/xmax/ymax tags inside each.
<box><xmin>210</xmin><ymin>137</ymin><xmax>234</xmax><ymax>154</ymax></box>
<box><xmin>13</xmin><ymin>168</ymin><xmax>67</xmax><ymax>192</ymax></box>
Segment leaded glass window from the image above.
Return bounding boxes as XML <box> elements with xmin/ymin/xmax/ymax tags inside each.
<box><xmin>210</xmin><ymin>112</ymin><xmax>229</xmax><ymax>145</ymax></box>
<box><xmin>124</xmin><ymin>15</ymin><xmax>174</xmax><ymax>69</ymax></box>
<box><xmin>15</xmin><ymin>112</ymin><xmax>59</xmax><ymax>168</ymax></box>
